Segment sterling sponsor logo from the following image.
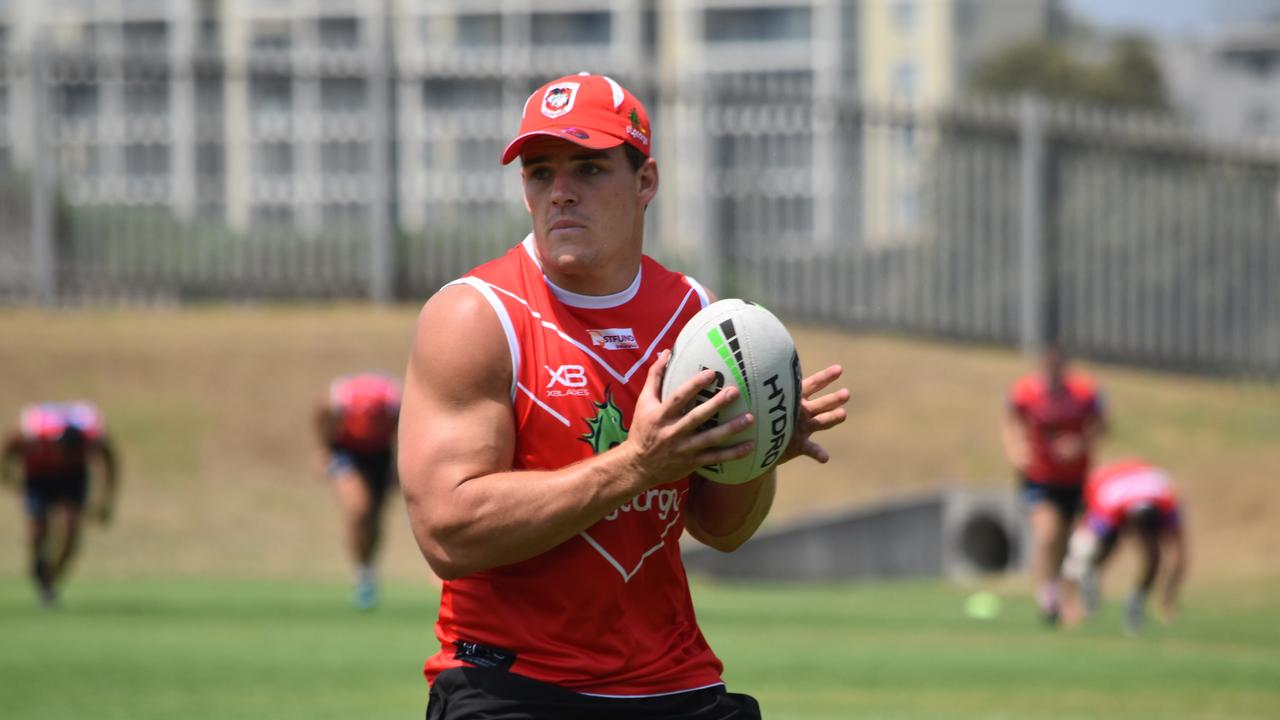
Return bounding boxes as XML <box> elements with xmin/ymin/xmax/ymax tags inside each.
<box><xmin>605</xmin><ymin>487</ymin><xmax>680</xmax><ymax>522</ymax></box>
<box><xmin>587</xmin><ymin>327</ymin><xmax>639</xmax><ymax>350</ymax></box>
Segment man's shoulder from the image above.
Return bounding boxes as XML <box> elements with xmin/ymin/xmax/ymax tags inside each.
<box><xmin>1009</xmin><ymin>373</ymin><xmax>1042</xmax><ymax>403</ymax></box>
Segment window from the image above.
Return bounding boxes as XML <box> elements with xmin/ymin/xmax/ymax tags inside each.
<box><xmin>457</xmin><ymin>13</ymin><xmax>501</xmax><ymax>46</ymax></box>
<box><xmin>531</xmin><ymin>12</ymin><xmax>611</xmax><ymax>46</ymax></box>
<box><xmin>254</xmin><ymin>142</ymin><xmax>293</xmax><ymax>175</ymax></box>
<box><xmin>705</xmin><ymin>7</ymin><xmax>811</xmax><ymax>43</ymax></box>
<box><xmin>251</xmin><ymin>21</ymin><xmax>290</xmax><ymax>52</ymax></box>
<box><xmin>321</xmin><ymin>78</ymin><xmax>366</xmax><ymax>111</ymax></box>
<box><xmin>893</xmin><ymin>0</ymin><xmax>916</xmax><ymax>34</ymax></box>
<box><xmin>318</xmin><ymin>17</ymin><xmax>360</xmax><ymax>50</ymax></box>
<box><xmin>893</xmin><ymin>61</ymin><xmax>917</xmax><ymax>103</ymax></box>
<box><xmin>123</xmin><ymin>21</ymin><xmax>167</xmax><ymax>52</ymax></box>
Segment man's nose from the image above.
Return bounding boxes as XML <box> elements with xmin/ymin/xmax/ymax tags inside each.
<box><xmin>549</xmin><ymin>172</ymin><xmax>577</xmax><ymax>206</ymax></box>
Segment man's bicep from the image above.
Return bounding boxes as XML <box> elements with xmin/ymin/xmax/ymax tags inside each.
<box><xmin>398</xmin><ymin>286</ymin><xmax>516</xmax><ymax>495</ymax></box>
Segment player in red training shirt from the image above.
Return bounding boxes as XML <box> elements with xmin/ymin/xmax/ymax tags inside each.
<box><xmin>315</xmin><ymin>372</ymin><xmax>401</xmax><ymax>610</ymax></box>
<box><xmin>398</xmin><ymin>73</ymin><xmax>850</xmax><ymax>718</ymax></box>
<box><xmin>2</xmin><ymin>401</ymin><xmax>118</xmax><ymax>606</ymax></box>
<box><xmin>1001</xmin><ymin>344</ymin><xmax>1107</xmax><ymax>623</ymax></box>
<box><xmin>1061</xmin><ymin>458</ymin><xmax>1188</xmax><ymax>633</ymax></box>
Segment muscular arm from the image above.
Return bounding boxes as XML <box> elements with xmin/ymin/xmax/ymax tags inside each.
<box><xmin>89</xmin><ymin>437</ymin><xmax>119</xmax><ymax>523</ymax></box>
<box><xmin>1001</xmin><ymin>409</ymin><xmax>1030</xmax><ymax>469</ymax></box>
<box><xmin>398</xmin><ymin>285</ymin><xmax>752</xmax><ymax>580</ymax></box>
<box><xmin>1</xmin><ymin>433</ymin><xmax>21</xmax><ymax>489</ymax></box>
<box><xmin>1159</xmin><ymin>527</ymin><xmax>1188</xmax><ymax>621</ymax></box>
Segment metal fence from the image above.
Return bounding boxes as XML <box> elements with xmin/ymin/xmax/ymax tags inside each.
<box><xmin>0</xmin><ymin>47</ymin><xmax>1277</xmax><ymax>377</ymax></box>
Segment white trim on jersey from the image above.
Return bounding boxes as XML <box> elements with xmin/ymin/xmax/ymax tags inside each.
<box><xmin>444</xmin><ymin>278</ymin><xmax>521</xmax><ymax>403</ymax></box>
<box><xmin>481</xmin><ymin>281</ymin><xmax>695</xmax><ymax>386</ymax></box>
<box><xmin>520</xmin><ymin>234</ymin><xmax>644</xmax><ymax>309</ymax></box>
<box><xmin>578</xmin><ymin>487</ymin><xmax>687</xmax><ymax>583</ymax></box>
<box><xmin>516</xmin><ymin>382</ymin><xmax>571</xmax><ymax>427</ymax></box>
<box><xmin>682</xmin><ymin>275</ymin><xmax>711</xmax><ymax>309</ymax></box>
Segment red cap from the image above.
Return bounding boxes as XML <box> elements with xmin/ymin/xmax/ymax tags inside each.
<box><xmin>501</xmin><ymin>72</ymin><xmax>652</xmax><ymax>165</ymax></box>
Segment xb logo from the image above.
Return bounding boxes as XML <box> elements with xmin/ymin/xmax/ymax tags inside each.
<box><xmin>546</xmin><ymin>364</ymin><xmax>589</xmax><ymax>397</ymax></box>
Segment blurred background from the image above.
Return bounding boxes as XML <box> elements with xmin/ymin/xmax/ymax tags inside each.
<box><xmin>1</xmin><ymin>1</ymin><xmax>1278</xmax><ymax>719</ymax></box>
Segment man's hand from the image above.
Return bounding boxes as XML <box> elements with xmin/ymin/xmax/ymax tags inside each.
<box><xmin>779</xmin><ymin>364</ymin><xmax>849</xmax><ymax>466</ymax></box>
<box><xmin>622</xmin><ymin>349</ymin><xmax>757</xmax><ymax>488</ymax></box>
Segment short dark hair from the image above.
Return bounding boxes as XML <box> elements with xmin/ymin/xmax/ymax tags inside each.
<box><xmin>623</xmin><ymin>144</ymin><xmax>647</xmax><ymax>172</ymax></box>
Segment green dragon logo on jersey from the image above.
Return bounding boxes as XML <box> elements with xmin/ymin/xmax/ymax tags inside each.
<box><xmin>580</xmin><ymin>387</ymin><xmax>629</xmax><ymax>455</ymax></box>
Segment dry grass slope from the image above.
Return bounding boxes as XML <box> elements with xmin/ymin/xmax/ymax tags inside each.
<box><xmin>1</xmin><ymin>305</ymin><xmax>1276</xmax><ymax>585</ymax></box>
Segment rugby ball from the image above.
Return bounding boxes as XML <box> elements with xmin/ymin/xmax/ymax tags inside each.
<box><xmin>662</xmin><ymin>299</ymin><xmax>802</xmax><ymax>485</ymax></box>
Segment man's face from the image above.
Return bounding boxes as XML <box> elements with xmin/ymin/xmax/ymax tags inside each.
<box><xmin>519</xmin><ymin>138</ymin><xmax>657</xmax><ymax>287</ymax></box>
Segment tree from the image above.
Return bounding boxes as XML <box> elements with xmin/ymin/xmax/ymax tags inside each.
<box><xmin>970</xmin><ymin>34</ymin><xmax>1169</xmax><ymax>111</ymax></box>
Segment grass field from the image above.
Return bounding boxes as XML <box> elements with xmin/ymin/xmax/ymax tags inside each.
<box><xmin>2</xmin><ymin>577</ymin><xmax>1277</xmax><ymax>720</ymax></box>
<box><xmin>1</xmin><ymin>305</ymin><xmax>1279</xmax><ymax>718</ymax></box>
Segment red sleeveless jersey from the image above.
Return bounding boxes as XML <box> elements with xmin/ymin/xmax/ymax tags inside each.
<box><xmin>19</xmin><ymin>402</ymin><xmax>105</xmax><ymax>476</ymax></box>
<box><xmin>423</xmin><ymin>235</ymin><xmax>723</xmax><ymax>697</ymax></box>
<box><xmin>1008</xmin><ymin>371</ymin><xmax>1105</xmax><ymax>485</ymax></box>
<box><xmin>329</xmin><ymin>373</ymin><xmax>401</xmax><ymax>454</ymax></box>
<box><xmin>1084</xmin><ymin>459</ymin><xmax>1180</xmax><ymax>531</ymax></box>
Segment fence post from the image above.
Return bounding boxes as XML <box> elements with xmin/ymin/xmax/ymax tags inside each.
<box><xmin>1018</xmin><ymin>95</ymin><xmax>1047</xmax><ymax>354</ymax></box>
<box><xmin>29</xmin><ymin>37</ymin><xmax>57</xmax><ymax>307</ymax></box>
<box><xmin>367</xmin><ymin>0</ymin><xmax>394</xmax><ymax>303</ymax></box>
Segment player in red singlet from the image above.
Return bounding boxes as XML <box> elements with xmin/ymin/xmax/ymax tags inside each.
<box><xmin>2</xmin><ymin>401</ymin><xmax>118</xmax><ymax>606</ymax></box>
<box><xmin>398</xmin><ymin>73</ymin><xmax>850</xmax><ymax>718</ymax></box>
<box><xmin>1061</xmin><ymin>458</ymin><xmax>1188</xmax><ymax>633</ymax></box>
<box><xmin>1001</xmin><ymin>344</ymin><xmax>1107</xmax><ymax>624</ymax></box>
<box><xmin>314</xmin><ymin>372</ymin><xmax>402</xmax><ymax>609</ymax></box>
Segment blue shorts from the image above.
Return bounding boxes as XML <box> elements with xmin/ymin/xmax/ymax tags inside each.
<box><xmin>24</xmin><ymin>469</ymin><xmax>90</xmax><ymax>517</ymax></box>
<box><xmin>1085</xmin><ymin>506</ymin><xmax>1182</xmax><ymax>538</ymax></box>
<box><xmin>327</xmin><ymin>448</ymin><xmax>395</xmax><ymax>502</ymax></box>
<box><xmin>1019</xmin><ymin>476</ymin><xmax>1084</xmax><ymax>521</ymax></box>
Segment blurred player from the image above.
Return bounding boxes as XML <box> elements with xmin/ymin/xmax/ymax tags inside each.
<box><xmin>315</xmin><ymin>372</ymin><xmax>402</xmax><ymax>610</ymax></box>
<box><xmin>1061</xmin><ymin>458</ymin><xmax>1188</xmax><ymax>633</ymax></box>
<box><xmin>1001</xmin><ymin>343</ymin><xmax>1107</xmax><ymax>623</ymax></box>
<box><xmin>1</xmin><ymin>401</ymin><xmax>118</xmax><ymax>607</ymax></box>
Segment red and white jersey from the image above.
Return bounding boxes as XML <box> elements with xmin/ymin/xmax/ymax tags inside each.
<box><xmin>1085</xmin><ymin>459</ymin><xmax>1180</xmax><ymax>531</ymax></box>
<box><xmin>329</xmin><ymin>373</ymin><xmax>401</xmax><ymax>454</ymax></box>
<box><xmin>18</xmin><ymin>401</ymin><xmax>105</xmax><ymax>475</ymax></box>
<box><xmin>1008</xmin><ymin>371</ymin><xmax>1105</xmax><ymax>485</ymax></box>
<box><xmin>424</xmin><ymin>235</ymin><xmax>722</xmax><ymax>696</ymax></box>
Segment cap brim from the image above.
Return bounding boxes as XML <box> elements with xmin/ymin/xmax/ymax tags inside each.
<box><xmin>501</xmin><ymin>128</ymin><xmax>625</xmax><ymax>165</ymax></box>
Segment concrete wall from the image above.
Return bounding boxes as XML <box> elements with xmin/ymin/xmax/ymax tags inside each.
<box><xmin>681</xmin><ymin>488</ymin><xmax>1022</xmax><ymax>582</ymax></box>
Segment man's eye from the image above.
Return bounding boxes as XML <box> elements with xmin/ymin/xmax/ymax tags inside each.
<box><xmin>527</xmin><ymin>167</ymin><xmax>551</xmax><ymax>181</ymax></box>
<box><xmin>579</xmin><ymin>163</ymin><xmax>602</xmax><ymax>176</ymax></box>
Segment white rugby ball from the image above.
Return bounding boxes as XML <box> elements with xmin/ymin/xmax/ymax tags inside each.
<box><xmin>662</xmin><ymin>299</ymin><xmax>802</xmax><ymax>485</ymax></box>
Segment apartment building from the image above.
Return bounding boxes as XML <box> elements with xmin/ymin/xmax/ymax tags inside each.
<box><xmin>0</xmin><ymin>0</ymin><xmax>1051</xmax><ymax>251</ymax></box>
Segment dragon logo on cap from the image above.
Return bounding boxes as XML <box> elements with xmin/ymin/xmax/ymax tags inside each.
<box><xmin>541</xmin><ymin>82</ymin><xmax>580</xmax><ymax>119</ymax></box>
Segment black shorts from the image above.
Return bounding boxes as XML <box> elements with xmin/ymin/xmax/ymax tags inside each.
<box><xmin>24</xmin><ymin>468</ymin><xmax>90</xmax><ymax>517</ymax></box>
<box><xmin>1019</xmin><ymin>475</ymin><xmax>1083</xmax><ymax>521</ymax></box>
<box><xmin>328</xmin><ymin>447</ymin><xmax>395</xmax><ymax>504</ymax></box>
<box><xmin>426</xmin><ymin>667</ymin><xmax>761</xmax><ymax>720</ymax></box>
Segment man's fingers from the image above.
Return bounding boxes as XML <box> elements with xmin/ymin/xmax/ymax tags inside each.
<box><xmin>804</xmin><ymin>388</ymin><xmax>849</xmax><ymax>415</ymax></box>
<box><xmin>806</xmin><ymin>408</ymin><xmax>848</xmax><ymax>432</ymax></box>
<box><xmin>663</xmin><ymin>369</ymin><xmax>722</xmax><ymax>420</ymax></box>
<box><xmin>801</xmin><ymin>364</ymin><xmax>844</xmax><ymax>398</ymax></box>
<box><xmin>645</xmin><ymin>349</ymin><xmax>672</xmax><ymax>401</ymax></box>
<box><xmin>679</xmin><ymin>384</ymin><xmax>740</xmax><ymax>431</ymax></box>
<box><xmin>694</xmin><ymin>439</ymin><xmax>755</xmax><ymax>467</ymax></box>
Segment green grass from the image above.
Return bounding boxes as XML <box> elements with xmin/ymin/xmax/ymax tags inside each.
<box><xmin>2</xmin><ymin>577</ymin><xmax>1277</xmax><ymax>720</ymax></box>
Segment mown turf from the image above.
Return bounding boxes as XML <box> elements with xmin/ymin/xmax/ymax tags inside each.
<box><xmin>2</xmin><ymin>577</ymin><xmax>1277</xmax><ymax>720</ymax></box>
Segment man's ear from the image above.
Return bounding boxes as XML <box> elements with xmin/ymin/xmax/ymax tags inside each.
<box><xmin>637</xmin><ymin>158</ymin><xmax>659</xmax><ymax>207</ymax></box>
